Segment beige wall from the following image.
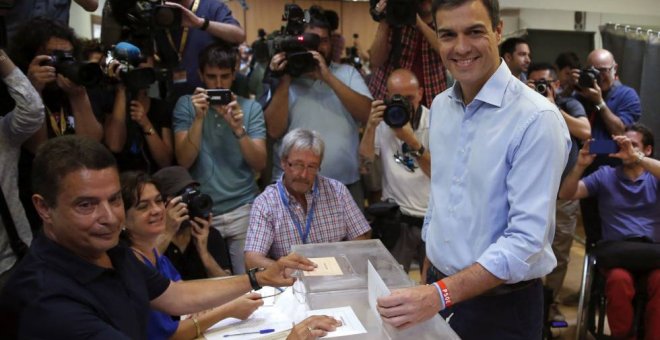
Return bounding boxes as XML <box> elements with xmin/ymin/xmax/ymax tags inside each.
<box><xmin>226</xmin><ymin>0</ymin><xmax>379</xmax><ymax>59</ymax></box>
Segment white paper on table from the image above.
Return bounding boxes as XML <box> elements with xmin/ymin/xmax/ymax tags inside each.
<box><xmin>303</xmin><ymin>257</ymin><xmax>343</xmax><ymax>276</ymax></box>
<box><xmin>204</xmin><ymin>307</ymin><xmax>292</xmax><ymax>340</ymax></box>
<box><xmin>367</xmin><ymin>260</ymin><xmax>391</xmax><ymax>323</ymax></box>
<box><xmin>307</xmin><ymin>306</ymin><xmax>367</xmax><ymax>338</ymax></box>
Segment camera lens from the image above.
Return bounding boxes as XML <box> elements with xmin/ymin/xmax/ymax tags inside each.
<box><xmin>535</xmin><ymin>82</ymin><xmax>548</xmax><ymax>96</ymax></box>
<box><xmin>384</xmin><ymin>104</ymin><xmax>410</xmax><ymax>128</ymax></box>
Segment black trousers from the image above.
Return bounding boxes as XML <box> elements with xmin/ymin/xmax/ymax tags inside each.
<box><xmin>427</xmin><ymin>265</ymin><xmax>544</xmax><ymax>340</ymax></box>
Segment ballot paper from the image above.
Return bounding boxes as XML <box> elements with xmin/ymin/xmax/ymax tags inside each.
<box><xmin>303</xmin><ymin>257</ymin><xmax>344</xmax><ymax>276</ymax></box>
<box><xmin>307</xmin><ymin>306</ymin><xmax>367</xmax><ymax>338</ymax></box>
<box><xmin>204</xmin><ymin>308</ymin><xmax>292</xmax><ymax>340</ymax></box>
<box><xmin>367</xmin><ymin>260</ymin><xmax>391</xmax><ymax>323</ymax></box>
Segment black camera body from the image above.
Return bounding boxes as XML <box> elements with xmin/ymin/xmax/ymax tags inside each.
<box><xmin>578</xmin><ymin>66</ymin><xmax>600</xmax><ymax>89</ymax></box>
<box><xmin>180</xmin><ymin>187</ymin><xmax>213</xmax><ymax>228</ymax></box>
<box><xmin>370</xmin><ymin>0</ymin><xmax>420</xmax><ymax>26</ymax></box>
<box><xmin>110</xmin><ymin>0</ymin><xmax>181</xmax><ymax>32</ymax></box>
<box><xmin>532</xmin><ymin>79</ymin><xmax>550</xmax><ymax>96</ymax></box>
<box><xmin>207</xmin><ymin>89</ymin><xmax>232</xmax><ymax>105</ymax></box>
<box><xmin>383</xmin><ymin>95</ymin><xmax>412</xmax><ymax>128</ymax></box>
<box><xmin>270</xmin><ymin>4</ymin><xmax>320</xmax><ymax>78</ymax></box>
<box><xmin>47</xmin><ymin>50</ymin><xmax>102</xmax><ymax>87</ymax></box>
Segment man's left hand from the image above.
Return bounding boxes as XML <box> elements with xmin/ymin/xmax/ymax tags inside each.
<box><xmin>219</xmin><ymin>94</ymin><xmax>245</xmax><ymax>135</ymax></box>
<box><xmin>57</xmin><ymin>74</ymin><xmax>85</xmax><ymax>97</ymax></box>
<box><xmin>309</xmin><ymin>51</ymin><xmax>331</xmax><ymax>82</ymax></box>
<box><xmin>377</xmin><ymin>285</ymin><xmax>442</xmax><ymax>329</ymax></box>
<box><xmin>393</xmin><ymin>123</ymin><xmax>417</xmax><ymax>146</ymax></box>
<box><xmin>164</xmin><ymin>1</ymin><xmax>203</xmax><ymax>28</ymax></box>
<box><xmin>579</xmin><ymin>79</ymin><xmax>604</xmax><ymax>105</ymax></box>
<box><xmin>257</xmin><ymin>253</ymin><xmax>317</xmax><ymax>287</ymax></box>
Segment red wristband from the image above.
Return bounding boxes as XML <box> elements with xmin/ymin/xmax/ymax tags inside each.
<box><xmin>437</xmin><ymin>279</ymin><xmax>453</xmax><ymax>308</ymax></box>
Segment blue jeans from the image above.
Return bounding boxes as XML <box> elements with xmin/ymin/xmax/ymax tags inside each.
<box><xmin>427</xmin><ymin>265</ymin><xmax>544</xmax><ymax>340</ymax></box>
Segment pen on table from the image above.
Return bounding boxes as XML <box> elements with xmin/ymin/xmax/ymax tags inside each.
<box><xmin>223</xmin><ymin>329</ymin><xmax>275</xmax><ymax>337</ymax></box>
<box><xmin>274</xmin><ymin>287</ymin><xmax>285</xmax><ymax>293</ymax></box>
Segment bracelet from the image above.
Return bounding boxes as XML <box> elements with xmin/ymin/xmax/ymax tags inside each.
<box><xmin>233</xmin><ymin>126</ymin><xmax>247</xmax><ymax>139</ymax></box>
<box><xmin>192</xmin><ymin>317</ymin><xmax>201</xmax><ymax>338</ymax></box>
<box><xmin>200</xmin><ymin>17</ymin><xmax>210</xmax><ymax>31</ymax></box>
<box><xmin>143</xmin><ymin>126</ymin><xmax>155</xmax><ymax>136</ymax></box>
<box><xmin>436</xmin><ymin>279</ymin><xmax>453</xmax><ymax>308</ymax></box>
<box><xmin>431</xmin><ymin>282</ymin><xmax>446</xmax><ymax>310</ymax></box>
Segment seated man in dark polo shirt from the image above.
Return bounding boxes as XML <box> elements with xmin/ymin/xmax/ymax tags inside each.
<box><xmin>0</xmin><ymin>135</ymin><xmax>331</xmax><ymax>339</ymax></box>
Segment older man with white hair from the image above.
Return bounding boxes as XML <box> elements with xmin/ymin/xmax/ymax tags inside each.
<box><xmin>245</xmin><ymin>129</ymin><xmax>371</xmax><ymax>268</ymax></box>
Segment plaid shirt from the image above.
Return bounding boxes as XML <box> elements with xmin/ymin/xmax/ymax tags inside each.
<box><xmin>245</xmin><ymin>175</ymin><xmax>371</xmax><ymax>259</ymax></box>
<box><xmin>368</xmin><ymin>24</ymin><xmax>447</xmax><ymax>108</ymax></box>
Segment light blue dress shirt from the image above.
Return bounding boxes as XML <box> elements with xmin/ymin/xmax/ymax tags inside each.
<box><xmin>422</xmin><ymin>61</ymin><xmax>571</xmax><ymax>283</ymax></box>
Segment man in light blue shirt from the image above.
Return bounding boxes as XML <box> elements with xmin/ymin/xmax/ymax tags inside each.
<box><xmin>377</xmin><ymin>1</ymin><xmax>570</xmax><ymax>338</ymax></box>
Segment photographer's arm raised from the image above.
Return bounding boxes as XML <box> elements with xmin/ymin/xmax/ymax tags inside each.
<box><xmin>104</xmin><ymin>85</ymin><xmax>128</xmax><ymax>152</ymax></box>
<box><xmin>165</xmin><ymin>1</ymin><xmax>245</xmax><ymax>44</ymax></box>
<box><xmin>369</xmin><ymin>21</ymin><xmax>391</xmax><ymax>68</ymax></box>
<box><xmin>60</xmin><ymin>76</ymin><xmax>103</xmax><ymax>141</ymax></box>
<box><xmin>416</xmin><ymin>15</ymin><xmax>441</xmax><ymax>56</ymax></box>
<box><xmin>263</xmin><ymin>53</ymin><xmax>290</xmax><ymax>140</ymax></box>
<box><xmin>174</xmin><ymin>89</ymin><xmax>208</xmax><ymax>168</ymax></box>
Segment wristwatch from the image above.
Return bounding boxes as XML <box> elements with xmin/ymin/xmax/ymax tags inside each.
<box><xmin>247</xmin><ymin>267</ymin><xmax>265</xmax><ymax>290</ymax></box>
<box><xmin>634</xmin><ymin>150</ymin><xmax>645</xmax><ymax>164</ymax></box>
<box><xmin>409</xmin><ymin>145</ymin><xmax>426</xmax><ymax>158</ymax></box>
<box><xmin>595</xmin><ymin>101</ymin><xmax>607</xmax><ymax>111</ymax></box>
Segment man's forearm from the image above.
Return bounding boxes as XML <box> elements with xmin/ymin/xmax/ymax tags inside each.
<box><xmin>152</xmin><ymin>276</ymin><xmax>252</xmax><ymax>316</ymax></box>
<box><xmin>369</xmin><ymin>22</ymin><xmax>391</xmax><ymax>68</ymax></box>
<box><xmin>244</xmin><ymin>252</ymin><xmax>276</xmax><ymax>270</ymax></box>
<box><xmin>264</xmin><ymin>79</ymin><xmax>290</xmax><ymax>139</ymax></box>
<box><xmin>638</xmin><ymin>156</ymin><xmax>660</xmax><ymax>180</ymax></box>
<box><xmin>204</xmin><ymin>21</ymin><xmax>246</xmax><ymax>44</ymax></box>
<box><xmin>599</xmin><ymin>105</ymin><xmax>625</xmax><ymax>136</ymax></box>
<box><xmin>1</xmin><ymin>51</ymin><xmax>45</xmax><ymax>141</ymax></box>
<box><xmin>237</xmin><ymin>137</ymin><xmax>267</xmax><ymax>172</ymax></box>
<box><xmin>441</xmin><ymin>263</ymin><xmax>504</xmax><ymax>305</ymax></box>
<box><xmin>558</xmin><ymin>164</ymin><xmax>587</xmax><ymax>200</ymax></box>
<box><xmin>561</xmin><ymin>112</ymin><xmax>591</xmax><ymax>141</ymax></box>
<box><xmin>359</xmin><ymin>125</ymin><xmax>377</xmax><ymax>162</ymax></box>
<box><xmin>325</xmin><ymin>74</ymin><xmax>371</xmax><ymax>124</ymax></box>
<box><xmin>416</xmin><ymin>17</ymin><xmax>441</xmax><ymax>56</ymax></box>
<box><xmin>174</xmin><ymin>119</ymin><xmax>204</xmax><ymax>168</ymax></box>
<box><xmin>70</xmin><ymin>93</ymin><xmax>103</xmax><ymax>141</ymax></box>
<box><xmin>104</xmin><ymin>89</ymin><xmax>128</xmax><ymax>152</ymax></box>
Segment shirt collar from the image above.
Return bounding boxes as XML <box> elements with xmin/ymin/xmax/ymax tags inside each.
<box><xmin>277</xmin><ymin>174</ymin><xmax>319</xmax><ymax>203</ymax></box>
<box><xmin>33</xmin><ymin>232</ymin><xmax>127</xmax><ymax>285</ymax></box>
<box><xmin>448</xmin><ymin>59</ymin><xmax>511</xmax><ymax>108</ymax></box>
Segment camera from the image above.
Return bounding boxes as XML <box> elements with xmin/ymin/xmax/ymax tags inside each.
<box><xmin>207</xmin><ymin>89</ymin><xmax>232</xmax><ymax>105</ymax></box>
<box><xmin>370</xmin><ymin>0</ymin><xmax>420</xmax><ymax>27</ymax></box>
<box><xmin>180</xmin><ymin>187</ymin><xmax>213</xmax><ymax>228</ymax></box>
<box><xmin>531</xmin><ymin>79</ymin><xmax>549</xmax><ymax>96</ymax></box>
<box><xmin>270</xmin><ymin>4</ymin><xmax>320</xmax><ymax>77</ymax></box>
<box><xmin>383</xmin><ymin>95</ymin><xmax>412</xmax><ymax>128</ymax></box>
<box><xmin>109</xmin><ymin>0</ymin><xmax>181</xmax><ymax>32</ymax></box>
<box><xmin>103</xmin><ymin>42</ymin><xmax>157</xmax><ymax>91</ymax></box>
<box><xmin>46</xmin><ymin>50</ymin><xmax>102</xmax><ymax>87</ymax></box>
<box><xmin>578</xmin><ymin>66</ymin><xmax>600</xmax><ymax>89</ymax></box>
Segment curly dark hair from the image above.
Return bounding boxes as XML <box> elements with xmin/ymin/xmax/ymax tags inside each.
<box><xmin>8</xmin><ymin>17</ymin><xmax>80</xmax><ymax>73</ymax></box>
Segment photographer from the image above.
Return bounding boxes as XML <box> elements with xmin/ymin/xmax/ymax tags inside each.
<box><xmin>104</xmin><ymin>56</ymin><xmax>174</xmax><ymax>173</ymax></box>
<box><xmin>368</xmin><ymin>0</ymin><xmax>447</xmax><ymax>108</ymax></box>
<box><xmin>173</xmin><ymin>43</ymin><xmax>266</xmax><ymax>274</ymax></box>
<box><xmin>526</xmin><ymin>62</ymin><xmax>590</xmax><ymax>322</ymax></box>
<box><xmin>500</xmin><ymin>37</ymin><xmax>531</xmax><ymax>81</ymax></box>
<box><xmin>359</xmin><ymin>69</ymin><xmax>430</xmax><ymax>274</ymax></box>
<box><xmin>265</xmin><ymin>6</ymin><xmax>372</xmax><ymax>207</ymax></box>
<box><xmin>160</xmin><ymin>0</ymin><xmax>245</xmax><ymax>99</ymax></box>
<box><xmin>558</xmin><ymin>124</ymin><xmax>660</xmax><ymax>339</ymax></box>
<box><xmin>153</xmin><ymin>166</ymin><xmax>232</xmax><ymax>279</ymax></box>
<box><xmin>0</xmin><ymin>48</ymin><xmax>44</xmax><ymax>291</ymax></box>
<box><xmin>10</xmin><ymin>17</ymin><xmax>102</xmax><ymax>230</ymax></box>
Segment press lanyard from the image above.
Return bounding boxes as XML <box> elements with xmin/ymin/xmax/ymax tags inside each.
<box><xmin>277</xmin><ymin>178</ymin><xmax>318</xmax><ymax>244</ymax></box>
<box><xmin>47</xmin><ymin>107</ymin><xmax>67</xmax><ymax>136</ymax></box>
<box><xmin>167</xmin><ymin>0</ymin><xmax>201</xmax><ymax>60</ymax></box>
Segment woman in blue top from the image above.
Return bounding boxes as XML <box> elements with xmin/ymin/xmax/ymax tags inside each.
<box><xmin>120</xmin><ymin>171</ymin><xmax>262</xmax><ymax>340</ymax></box>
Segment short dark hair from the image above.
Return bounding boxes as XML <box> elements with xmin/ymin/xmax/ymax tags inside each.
<box><xmin>527</xmin><ymin>62</ymin><xmax>558</xmax><ymax>80</ymax></box>
<box><xmin>555</xmin><ymin>51</ymin><xmax>581</xmax><ymax>70</ymax></box>
<box><xmin>198</xmin><ymin>43</ymin><xmax>239</xmax><ymax>72</ymax></box>
<box><xmin>499</xmin><ymin>37</ymin><xmax>528</xmax><ymax>57</ymax></box>
<box><xmin>305</xmin><ymin>5</ymin><xmax>331</xmax><ymax>35</ymax></box>
<box><xmin>8</xmin><ymin>17</ymin><xmax>80</xmax><ymax>74</ymax></box>
<box><xmin>119</xmin><ymin>171</ymin><xmax>159</xmax><ymax>211</ymax></box>
<box><xmin>32</xmin><ymin>136</ymin><xmax>117</xmax><ymax>207</ymax></box>
<box><xmin>433</xmin><ymin>0</ymin><xmax>500</xmax><ymax>30</ymax></box>
<box><xmin>80</xmin><ymin>38</ymin><xmax>105</xmax><ymax>62</ymax></box>
<box><xmin>625</xmin><ymin>123</ymin><xmax>655</xmax><ymax>157</ymax></box>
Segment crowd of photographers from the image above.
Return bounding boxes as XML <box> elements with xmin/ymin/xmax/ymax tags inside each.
<box><xmin>0</xmin><ymin>0</ymin><xmax>656</xmax><ymax>338</ymax></box>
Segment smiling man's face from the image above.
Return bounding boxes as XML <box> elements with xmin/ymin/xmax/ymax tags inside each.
<box><xmin>435</xmin><ymin>0</ymin><xmax>502</xmax><ymax>99</ymax></box>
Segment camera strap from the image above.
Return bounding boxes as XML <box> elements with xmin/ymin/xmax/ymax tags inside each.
<box><xmin>46</xmin><ymin>107</ymin><xmax>67</xmax><ymax>137</ymax></box>
<box><xmin>166</xmin><ymin>0</ymin><xmax>201</xmax><ymax>60</ymax></box>
<box><xmin>277</xmin><ymin>178</ymin><xmax>319</xmax><ymax>244</ymax></box>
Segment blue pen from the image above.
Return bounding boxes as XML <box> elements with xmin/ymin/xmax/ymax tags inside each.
<box><xmin>224</xmin><ymin>329</ymin><xmax>275</xmax><ymax>337</ymax></box>
<box><xmin>275</xmin><ymin>287</ymin><xmax>285</xmax><ymax>293</ymax></box>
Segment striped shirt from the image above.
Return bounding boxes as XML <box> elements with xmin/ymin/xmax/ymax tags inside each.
<box><xmin>245</xmin><ymin>175</ymin><xmax>371</xmax><ymax>259</ymax></box>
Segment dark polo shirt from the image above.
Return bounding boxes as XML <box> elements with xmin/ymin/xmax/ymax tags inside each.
<box><xmin>0</xmin><ymin>234</ymin><xmax>170</xmax><ymax>339</ymax></box>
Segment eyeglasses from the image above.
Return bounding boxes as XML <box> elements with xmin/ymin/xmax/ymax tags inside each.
<box><xmin>287</xmin><ymin>162</ymin><xmax>321</xmax><ymax>174</ymax></box>
<box><xmin>594</xmin><ymin>65</ymin><xmax>615</xmax><ymax>74</ymax></box>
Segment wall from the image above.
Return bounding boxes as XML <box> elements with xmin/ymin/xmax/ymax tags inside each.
<box><xmin>69</xmin><ymin>0</ymin><xmax>105</xmax><ymax>39</ymax></box>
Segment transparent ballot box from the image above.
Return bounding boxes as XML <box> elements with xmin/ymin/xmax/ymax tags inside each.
<box><xmin>291</xmin><ymin>239</ymin><xmax>460</xmax><ymax>340</ymax></box>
